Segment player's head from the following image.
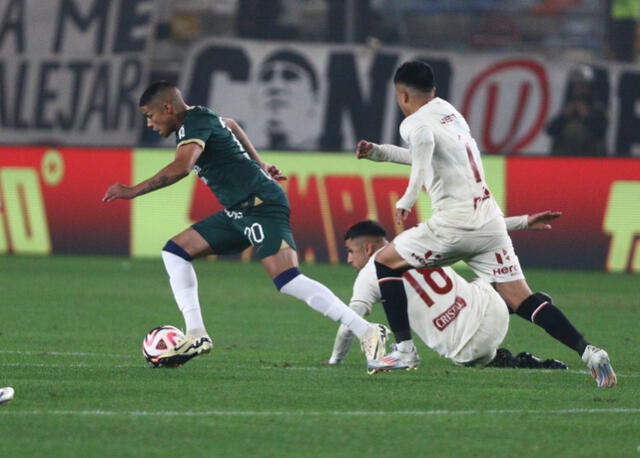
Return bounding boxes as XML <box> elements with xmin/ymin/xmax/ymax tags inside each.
<box><xmin>139</xmin><ymin>81</ymin><xmax>187</xmax><ymax>137</ymax></box>
<box><xmin>393</xmin><ymin>61</ymin><xmax>436</xmax><ymax>116</ymax></box>
<box><xmin>344</xmin><ymin>220</ymin><xmax>388</xmax><ymax>271</ymax></box>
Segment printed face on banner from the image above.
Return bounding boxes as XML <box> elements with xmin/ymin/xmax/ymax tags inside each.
<box><xmin>180</xmin><ymin>39</ymin><xmax>640</xmax><ymax>156</ymax></box>
<box><xmin>254</xmin><ymin>50</ymin><xmax>321</xmax><ymax>150</ymax></box>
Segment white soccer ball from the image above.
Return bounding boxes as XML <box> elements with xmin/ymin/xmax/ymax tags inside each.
<box><xmin>142</xmin><ymin>325</ymin><xmax>185</xmax><ymax>367</ymax></box>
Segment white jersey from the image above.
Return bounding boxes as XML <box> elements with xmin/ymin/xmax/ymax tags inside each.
<box><xmin>396</xmin><ymin>97</ymin><xmax>502</xmax><ymax>230</ymax></box>
<box><xmin>328</xmin><ymin>216</ymin><xmax>527</xmax><ymax>364</ymax></box>
<box><xmin>345</xmin><ymin>255</ymin><xmax>504</xmax><ymax>361</ymax></box>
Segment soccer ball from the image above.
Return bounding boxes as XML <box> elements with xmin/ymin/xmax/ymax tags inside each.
<box><xmin>142</xmin><ymin>325</ymin><xmax>184</xmax><ymax>367</ymax></box>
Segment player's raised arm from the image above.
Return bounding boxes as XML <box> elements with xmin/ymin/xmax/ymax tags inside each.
<box><xmin>222</xmin><ymin>117</ymin><xmax>286</xmax><ymax>181</ymax></box>
<box><xmin>356</xmin><ymin>140</ymin><xmax>412</xmax><ymax>165</ymax></box>
<box><xmin>102</xmin><ymin>143</ymin><xmax>202</xmax><ymax>202</ymax></box>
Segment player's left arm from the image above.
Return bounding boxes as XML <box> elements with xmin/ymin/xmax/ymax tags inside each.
<box><xmin>222</xmin><ymin>117</ymin><xmax>286</xmax><ymax>181</ymax></box>
<box><xmin>102</xmin><ymin>143</ymin><xmax>202</xmax><ymax>202</ymax></box>
<box><xmin>394</xmin><ymin>126</ymin><xmax>434</xmax><ymax>223</ymax></box>
<box><xmin>504</xmin><ymin>211</ymin><xmax>562</xmax><ymax>231</ymax></box>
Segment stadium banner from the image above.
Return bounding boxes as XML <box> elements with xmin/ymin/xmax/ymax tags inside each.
<box><xmin>507</xmin><ymin>158</ymin><xmax>640</xmax><ymax>273</ymax></box>
<box><xmin>174</xmin><ymin>37</ymin><xmax>640</xmax><ymax>156</ymax></box>
<box><xmin>0</xmin><ymin>145</ymin><xmax>131</xmax><ymax>255</ymax></box>
<box><xmin>1</xmin><ymin>147</ymin><xmax>638</xmax><ymax>273</ymax></box>
<box><xmin>0</xmin><ymin>0</ymin><xmax>158</xmax><ymax>146</ymax></box>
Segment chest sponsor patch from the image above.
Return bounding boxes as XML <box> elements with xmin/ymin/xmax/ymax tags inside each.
<box><xmin>433</xmin><ymin>296</ymin><xmax>467</xmax><ymax>331</ymax></box>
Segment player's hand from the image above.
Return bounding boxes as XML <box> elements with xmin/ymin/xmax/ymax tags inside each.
<box><xmin>102</xmin><ymin>183</ymin><xmax>135</xmax><ymax>202</ymax></box>
<box><xmin>395</xmin><ymin>208</ymin><xmax>410</xmax><ymax>225</ymax></box>
<box><xmin>527</xmin><ymin>211</ymin><xmax>562</xmax><ymax>230</ymax></box>
<box><xmin>355</xmin><ymin>139</ymin><xmax>374</xmax><ymax>159</ymax></box>
<box><xmin>263</xmin><ymin>163</ymin><xmax>287</xmax><ymax>181</ymax></box>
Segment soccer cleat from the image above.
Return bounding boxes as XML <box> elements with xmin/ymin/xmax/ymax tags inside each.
<box><xmin>367</xmin><ymin>343</ymin><xmax>420</xmax><ymax>374</ymax></box>
<box><xmin>514</xmin><ymin>352</ymin><xmax>568</xmax><ymax>370</ymax></box>
<box><xmin>0</xmin><ymin>387</ymin><xmax>15</xmax><ymax>405</ymax></box>
<box><xmin>157</xmin><ymin>335</ymin><xmax>213</xmax><ymax>367</ymax></box>
<box><xmin>582</xmin><ymin>345</ymin><xmax>617</xmax><ymax>388</ymax></box>
<box><xmin>486</xmin><ymin>348</ymin><xmax>568</xmax><ymax>370</ymax></box>
<box><xmin>359</xmin><ymin>323</ymin><xmax>389</xmax><ymax>363</ymax></box>
<box><xmin>486</xmin><ymin>348</ymin><xmax>516</xmax><ymax>368</ymax></box>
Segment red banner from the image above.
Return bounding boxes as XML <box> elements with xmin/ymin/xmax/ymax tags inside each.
<box><xmin>0</xmin><ymin>146</ymin><xmax>131</xmax><ymax>255</ymax></box>
<box><xmin>506</xmin><ymin>158</ymin><xmax>640</xmax><ymax>272</ymax></box>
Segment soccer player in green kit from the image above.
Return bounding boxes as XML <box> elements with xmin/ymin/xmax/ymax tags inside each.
<box><xmin>103</xmin><ymin>82</ymin><xmax>388</xmax><ymax>368</ymax></box>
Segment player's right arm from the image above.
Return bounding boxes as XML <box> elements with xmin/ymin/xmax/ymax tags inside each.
<box><xmin>102</xmin><ymin>143</ymin><xmax>202</xmax><ymax>202</ymax></box>
<box><xmin>327</xmin><ymin>264</ymin><xmax>379</xmax><ymax>364</ymax></box>
<box><xmin>327</xmin><ymin>301</ymin><xmax>369</xmax><ymax>364</ymax></box>
<box><xmin>356</xmin><ymin>140</ymin><xmax>412</xmax><ymax>165</ymax></box>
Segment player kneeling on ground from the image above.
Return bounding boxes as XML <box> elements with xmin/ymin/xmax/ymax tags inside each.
<box><xmin>327</xmin><ymin>218</ymin><xmax>571</xmax><ymax>373</ymax></box>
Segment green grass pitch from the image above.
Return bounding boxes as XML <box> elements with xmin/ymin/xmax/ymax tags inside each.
<box><xmin>0</xmin><ymin>256</ymin><xmax>638</xmax><ymax>457</ymax></box>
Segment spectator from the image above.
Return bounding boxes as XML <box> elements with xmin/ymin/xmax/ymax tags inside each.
<box><xmin>546</xmin><ymin>65</ymin><xmax>609</xmax><ymax>156</ymax></box>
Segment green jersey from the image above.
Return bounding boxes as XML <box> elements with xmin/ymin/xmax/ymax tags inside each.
<box><xmin>176</xmin><ymin>106</ymin><xmax>287</xmax><ymax>209</ymax></box>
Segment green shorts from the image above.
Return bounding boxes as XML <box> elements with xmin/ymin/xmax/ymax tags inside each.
<box><xmin>192</xmin><ymin>202</ymin><xmax>297</xmax><ymax>259</ymax></box>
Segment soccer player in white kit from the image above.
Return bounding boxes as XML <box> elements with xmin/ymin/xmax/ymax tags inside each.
<box><xmin>328</xmin><ymin>218</ymin><xmax>568</xmax><ymax>371</ymax></box>
<box><xmin>360</xmin><ymin>61</ymin><xmax>616</xmax><ymax>387</ymax></box>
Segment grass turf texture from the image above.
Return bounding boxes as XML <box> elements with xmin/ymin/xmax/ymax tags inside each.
<box><xmin>0</xmin><ymin>256</ymin><xmax>638</xmax><ymax>457</ymax></box>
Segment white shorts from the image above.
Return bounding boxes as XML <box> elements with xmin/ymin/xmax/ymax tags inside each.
<box><xmin>452</xmin><ymin>282</ymin><xmax>509</xmax><ymax>366</ymax></box>
<box><xmin>393</xmin><ymin>217</ymin><xmax>525</xmax><ymax>283</ymax></box>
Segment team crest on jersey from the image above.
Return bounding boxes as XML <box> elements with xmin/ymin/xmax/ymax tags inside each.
<box><xmin>178</xmin><ymin>126</ymin><xmax>185</xmax><ymax>139</ymax></box>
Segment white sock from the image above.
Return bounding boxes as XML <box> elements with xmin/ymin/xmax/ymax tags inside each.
<box><xmin>161</xmin><ymin>251</ymin><xmax>207</xmax><ymax>336</ymax></box>
<box><xmin>279</xmin><ymin>274</ymin><xmax>370</xmax><ymax>337</ymax></box>
<box><xmin>397</xmin><ymin>340</ymin><xmax>415</xmax><ymax>352</ymax></box>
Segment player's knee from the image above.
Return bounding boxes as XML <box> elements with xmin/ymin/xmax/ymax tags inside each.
<box><xmin>273</xmin><ymin>267</ymin><xmax>301</xmax><ymax>291</ymax></box>
<box><xmin>162</xmin><ymin>240</ymin><xmax>193</xmax><ymax>262</ymax></box>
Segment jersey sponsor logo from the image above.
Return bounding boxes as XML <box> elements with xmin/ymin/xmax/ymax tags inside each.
<box><xmin>178</xmin><ymin>126</ymin><xmax>185</xmax><ymax>139</ymax></box>
<box><xmin>224</xmin><ymin>209</ymin><xmax>244</xmax><ymax>220</ymax></box>
<box><xmin>410</xmin><ymin>250</ymin><xmax>441</xmax><ymax>266</ymax></box>
<box><xmin>494</xmin><ymin>249</ymin><xmax>511</xmax><ymax>265</ymax></box>
<box><xmin>440</xmin><ymin>113</ymin><xmax>458</xmax><ymax>124</ymax></box>
<box><xmin>433</xmin><ymin>296</ymin><xmax>467</xmax><ymax>331</ymax></box>
<box><xmin>493</xmin><ymin>264</ymin><xmax>520</xmax><ymax>276</ymax></box>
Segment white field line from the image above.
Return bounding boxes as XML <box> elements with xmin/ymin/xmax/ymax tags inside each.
<box><xmin>2</xmin><ymin>362</ymin><xmax>639</xmax><ymax>378</ymax></box>
<box><xmin>1</xmin><ymin>351</ymin><xmax>638</xmax><ymax>377</ymax></box>
<box><xmin>0</xmin><ymin>408</ymin><xmax>639</xmax><ymax>418</ymax></box>
<box><xmin>0</xmin><ymin>350</ymin><xmax>132</xmax><ymax>358</ymax></box>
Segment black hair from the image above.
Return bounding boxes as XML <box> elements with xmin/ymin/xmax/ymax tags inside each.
<box><xmin>139</xmin><ymin>81</ymin><xmax>176</xmax><ymax>107</ymax></box>
<box><xmin>393</xmin><ymin>61</ymin><xmax>435</xmax><ymax>92</ymax></box>
<box><xmin>260</xmin><ymin>50</ymin><xmax>319</xmax><ymax>94</ymax></box>
<box><xmin>344</xmin><ymin>220</ymin><xmax>387</xmax><ymax>241</ymax></box>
